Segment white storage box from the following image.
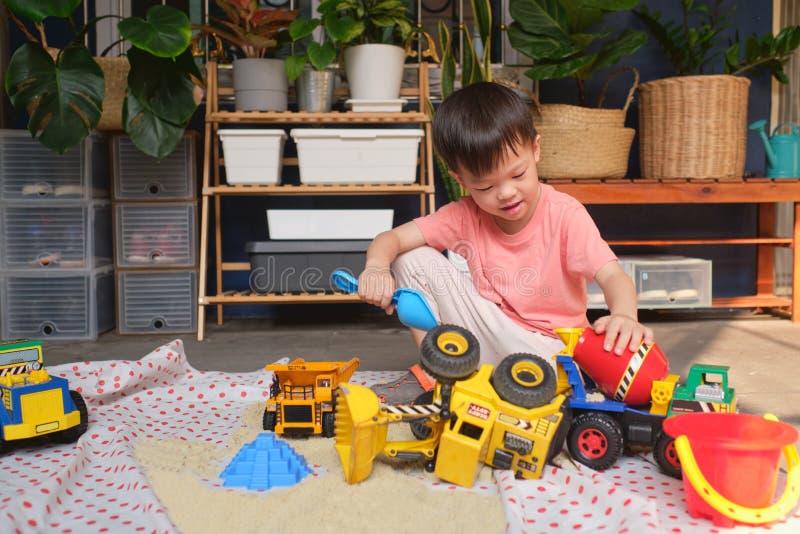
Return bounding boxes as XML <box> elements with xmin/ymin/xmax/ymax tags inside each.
<box><xmin>627</xmin><ymin>255</ymin><xmax>712</xmax><ymax>309</ymax></box>
<box><xmin>117</xmin><ymin>270</ymin><xmax>197</xmax><ymax>334</ymax></box>
<box><xmin>0</xmin><ymin>129</ymin><xmax>109</xmax><ymax>201</ymax></box>
<box><xmin>112</xmin><ymin>134</ymin><xmax>196</xmax><ymax>200</ymax></box>
<box><xmin>115</xmin><ymin>203</ymin><xmax>197</xmax><ymax>267</ymax></box>
<box><xmin>218</xmin><ymin>129</ymin><xmax>286</xmax><ymax>185</ymax></box>
<box><xmin>0</xmin><ymin>202</ymin><xmax>112</xmax><ymax>269</ymax></box>
<box><xmin>290</xmin><ymin>128</ymin><xmax>423</xmax><ymax>184</ymax></box>
<box><xmin>0</xmin><ymin>266</ymin><xmax>114</xmax><ymax>340</ymax></box>
<box><xmin>267</xmin><ymin>209</ymin><xmax>393</xmax><ymax>239</ymax></box>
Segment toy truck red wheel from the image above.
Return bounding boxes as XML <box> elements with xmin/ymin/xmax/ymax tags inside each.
<box><xmin>654</xmin><ymin>432</ymin><xmax>682</xmax><ymax>479</ymax></box>
<box><xmin>567</xmin><ymin>412</ymin><xmax>623</xmax><ymax>471</ymax></box>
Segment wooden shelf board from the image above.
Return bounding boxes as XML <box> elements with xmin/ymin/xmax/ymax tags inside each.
<box><xmin>712</xmin><ymin>295</ymin><xmax>791</xmax><ymax>308</ymax></box>
<box><xmin>608</xmin><ymin>238</ymin><xmax>793</xmax><ymax>246</ymax></box>
<box><xmin>208</xmin><ymin>110</ymin><xmax>428</xmax><ymax>123</ymax></box>
<box><xmin>204</xmin><ymin>183</ymin><xmax>433</xmax><ymax>195</ymax></box>
<box><xmin>545</xmin><ymin>178</ymin><xmax>800</xmax><ymax>204</ymax></box>
<box><xmin>205</xmin><ymin>291</ymin><xmax>361</xmax><ymax>304</ymax></box>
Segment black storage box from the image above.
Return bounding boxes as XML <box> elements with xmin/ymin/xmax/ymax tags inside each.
<box><xmin>245</xmin><ymin>240</ymin><xmax>370</xmax><ymax>293</ymax></box>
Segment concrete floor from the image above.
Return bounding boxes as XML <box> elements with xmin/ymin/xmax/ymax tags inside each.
<box><xmin>42</xmin><ymin>309</ymin><xmax>800</xmax><ymax>427</ymax></box>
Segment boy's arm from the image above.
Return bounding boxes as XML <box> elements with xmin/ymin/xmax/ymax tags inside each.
<box><xmin>359</xmin><ymin>221</ymin><xmax>427</xmax><ymax>312</ymax></box>
<box><xmin>593</xmin><ymin>261</ymin><xmax>654</xmax><ymax>354</ymax></box>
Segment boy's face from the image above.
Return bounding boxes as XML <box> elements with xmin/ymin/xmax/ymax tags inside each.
<box><xmin>450</xmin><ymin>136</ymin><xmax>542</xmax><ymax>235</ymax></box>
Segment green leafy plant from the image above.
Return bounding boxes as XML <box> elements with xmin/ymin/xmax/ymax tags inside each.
<box><xmin>284</xmin><ymin>16</ymin><xmax>338</xmax><ymax>83</ymax></box>
<box><xmin>431</xmin><ymin>0</ymin><xmax>494</xmax><ymax>202</ymax></box>
<box><xmin>635</xmin><ymin>0</ymin><xmax>800</xmax><ymax>82</ymax></box>
<box><xmin>507</xmin><ymin>0</ymin><xmax>647</xmax><ymax>105</ymax></box>
<box><xmin>317</xmin><ymin>0</ymin><xmax>414</xmax><ymax>47</ymax></box>
<box><xmin>193</xmin><ymin>0</ymin><xmax>297</xmax><ymax>59</ymax></box>
<box><xmin>4</xmin><ymin>0</ymin><xmax>201</xmax><ymax>158</ymax></box>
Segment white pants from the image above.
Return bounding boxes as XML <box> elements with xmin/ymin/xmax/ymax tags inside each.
<box><xmin>392</xmin><ymin>247</ymin><xmax>565</xmax><ymax>369</ymax></box>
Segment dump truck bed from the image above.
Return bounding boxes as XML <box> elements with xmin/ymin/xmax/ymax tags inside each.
<box><xmin>265</xmin><ymin>357</ymin><xmax>360</xmax><ymax>386</ymax></box>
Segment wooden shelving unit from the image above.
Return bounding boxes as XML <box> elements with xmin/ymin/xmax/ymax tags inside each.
<box><xmin>545</xmin><ymin>177</ymin><xmax>800</xmax><ymax>319</ymax></box>
<box><xmin>197</xmin><ymin>61</ymin><xmax>435</xmax><ymax>340</ymax></box>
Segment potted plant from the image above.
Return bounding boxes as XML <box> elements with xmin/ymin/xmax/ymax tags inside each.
<box><xmin>634</xmin><ymin>0</ymin><xmax>800</xmax><ymax>179</ymax></box>
<box><xmin>506</xmin><ymin>0</ymin><xmax>647</xmax><ymax>179</ymax></box>
<box><xmin>194</xmin><ymin>0</ymin><xmax>298</xmax><ymax>111</ymax></box>
<box><xmin>285</xmin><ymin>16</ymin><xmax>338</xmax><ymax>112</ymax></box>
<box><xmin>317</xmin><ymin>0</ymin><xmax>414</xmax><ymax>101</ymax></box>
<box><xmin>4</xmin><ymin>1</ymin><xmax>200</xmax><ymax>159</ymax></box>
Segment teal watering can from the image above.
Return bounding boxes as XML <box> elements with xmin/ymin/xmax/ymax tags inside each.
<box><xmin>749</xmin><ymin>119</ymin><xmax>800</xmax><ymax>178</ymax></box>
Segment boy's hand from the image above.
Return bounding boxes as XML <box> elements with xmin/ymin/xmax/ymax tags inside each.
<box><xmin>592</xmin><ymin>314</ymin><xmax>654</xmax><ymax>355</ymax></box>
<box><xmin>358</xmin><ymin>265</ymin><xmax>396</xmax><ymax>314</ymax></box>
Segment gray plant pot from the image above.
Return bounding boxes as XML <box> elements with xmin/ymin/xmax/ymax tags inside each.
<box><xmin>296</xmin><ymin>69</ymin><xmax>335</xmax><ymax>112</ymax></box>
<box><xmin>233</xmin><ymin>58</ymin><xmax>288</xmax><ymax>112</ymax></box>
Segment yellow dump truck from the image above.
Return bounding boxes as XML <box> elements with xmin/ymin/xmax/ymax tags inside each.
<box><xmin>334</xmin><ymin>325</ymin><xmax>568</xmax><ymax>488</ymax></box>
<box><xmin>263</xmin><ymin>357</ymin><xmax>360</xmax><ymax>437</ymax></box>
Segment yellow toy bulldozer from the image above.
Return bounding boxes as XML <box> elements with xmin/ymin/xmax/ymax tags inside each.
<box><xmin>264</xmin><ymin>357</ymin><xmax>360</xmax><ymax>437</ymax></box>
<box><xmin>334</xmin><ymin>325</ymin><xmax>569</xmax><ymax>488</ymax></box>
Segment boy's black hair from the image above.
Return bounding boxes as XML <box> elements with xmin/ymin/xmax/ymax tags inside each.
<box><xmin>432</xmin><ymin>82</ymin><xmax>538</xmax><ymax>178</ymax></box>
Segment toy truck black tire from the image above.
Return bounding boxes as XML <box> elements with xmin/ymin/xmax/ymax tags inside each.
<box><xmin>567</xmin><ymin>411</ymin><xmax>624</xmax><ymax>471</ymax></box>
<box><xmin>51</xmin><ymin>391</ymin><xmax>88</xmax><ymax>444</ymax></box>
<box><xmin>420</xmin><ymin>325</ymin><xmax>480</xmax><ymax>382</ymax></box>
<box><xmin>263</xmin><ymin>411</ymin><xmax>277</xmax><ymax>432</ymax></box>
<box><xmin>490</xmin><ymin>353</ymin><xmax>557</xmax><ymax>408</ymax></box>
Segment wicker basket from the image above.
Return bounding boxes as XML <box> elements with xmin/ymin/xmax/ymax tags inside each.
<box><xmin>537</xmin><ymin>126</ymin><xmax>635</xmax><ymax>179</ymax></box>
<box><xmin>535</xmin><ymin>66</ymin><xmax>639</xmax><ymax>129</ymax></box>
<box><xmin>500</xmin><ymin>67</ymin><xmax>638</xmax><ymax>179</ymax></box>
<box><xmin>95</xmin><ymin>56</ymin><xmax>129</xmax><ymax>131</ymax></box>
<box><xmin>638</xmin><ymin>75</ymin><xmax>750</xmax><ymax>179</ymax></box>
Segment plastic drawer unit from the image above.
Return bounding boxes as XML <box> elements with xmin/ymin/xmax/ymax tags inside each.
<box><xmin>116</xmin><ymin>270</ymin><xmax>197</xmax><ymax>334</ymax></box>
<box><xmin>0</xmin><ymin>266</ymin><xmax>114</xmax><ymax>340</ymax></box>
<box><xmin>114</xmin><ymin>203</ymin><xmax>197</xmax><ymax>268</ymax></box>
<box><xmin>628</xmin><ymin>255</ymin><xmax>713</xmax><ymax>309</ymax></box>
<box><xmin>290</xmin><ymin>128</ymin><xmax>424</xmax><ymax>184</ymax></box>
<box><xmin>0</xmin><ymin>202</ymin><xmax>112</xmax><ymax>269</ymax></box>
<box><xmin>586</xmin><ymin>258</ymin><xmax>633</xmax><ymax>309</ymax></box>
<box><xmin>111</xmin><ymin>134</ymin><xmax>196</xmax><ymax>200</ymax></box>
<box><xmin>246</xmin><ymin>240</ymin><xmax>370</xmax><ymax>293</ymax></box>
<box><xmin>0</xmin><ymin>129</ymin><xmax>109</xmax><ymax>201</ymax></box>
<box><xmin>218</xmin><ymin>129</ymin><xmax>287</xmax><ymax>185</ymax></box>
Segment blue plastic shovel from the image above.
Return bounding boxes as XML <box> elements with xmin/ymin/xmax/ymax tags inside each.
<box><xmin>331</xmin><ymin>269</ymin><xmax>438</xmax><ymax>331</ymax></box>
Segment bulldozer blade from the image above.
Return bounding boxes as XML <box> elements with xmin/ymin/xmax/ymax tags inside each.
<box><xmin>334</xmin><ymin>383</ymin><xmax>389</xmax><ymax>484</ymax></box>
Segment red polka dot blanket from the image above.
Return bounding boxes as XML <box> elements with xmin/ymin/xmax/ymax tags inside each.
<box><xmin>1</xmin><ymin>339</ymin><xmax>797</xmax><ymax>533</ymax></box>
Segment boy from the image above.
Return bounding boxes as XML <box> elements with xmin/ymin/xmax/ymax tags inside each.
<box><xmin>357</xmin><ymin>82</ymin><xmax>653</xmax><ymax>401</ymax></box>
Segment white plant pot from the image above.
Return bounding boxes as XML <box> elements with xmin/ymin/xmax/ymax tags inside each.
<box><xmin>233</xmin><ymin>58</ymin><xmax>288</xmax><ymax>111</ymax></box>
<box><xmin>344</xmin><ymin>44</ymin><xmax>406</xmax><ymax>100</ymax></box>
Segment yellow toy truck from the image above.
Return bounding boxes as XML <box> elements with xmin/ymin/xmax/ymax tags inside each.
<box><xmin>334</xmin><ymin>325</ymin><xmax>568</xmax><ymax>488</ymax></box>
<box><xmin>0</xmin><ymin>339</ymin><xmax>87</xmax><ymax>452</ymax></box>
<box><xmin>263</xmin><ymin>357</ymin><xmax>360</xmax><ymax>437</ymax></box>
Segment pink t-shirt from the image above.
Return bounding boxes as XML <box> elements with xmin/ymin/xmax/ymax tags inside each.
<box><xmin>414</xmin><ymin>184</ymin><xmax>616</xmax><ymax>337</ymax></box>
